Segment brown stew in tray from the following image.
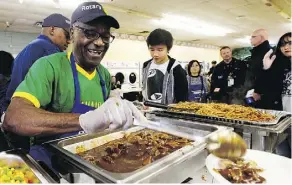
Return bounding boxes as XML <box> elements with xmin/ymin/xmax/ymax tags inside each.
<box><xmin>77</xmin><ymin>129</ymin><xmax>192</xmax><ymax>173</ymax></box>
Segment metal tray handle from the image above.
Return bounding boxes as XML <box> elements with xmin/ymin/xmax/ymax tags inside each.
<box><xmin>144</xmin><ymin>101</ymin><xmax>168</xmax><ymax>109</ymax></box>
<box><xmin>37</xmin><ymin>160</ymin><xmax>61</xmax><ymax>183</ymax></box>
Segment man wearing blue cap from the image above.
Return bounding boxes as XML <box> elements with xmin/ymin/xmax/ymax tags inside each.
<box><xmin>2</xmin><ymin>13</ymin><xmax>71</xmax><ymax>150</ymax></box>
<box><xmin>2</xmin><ymin>1</ymin><xmax>144</xmax><ymax>169</ymax></box>
<box><xmin>5</xmin><ymin>13</ymin><xmax>71</xmax><ymax>110</ymax></box>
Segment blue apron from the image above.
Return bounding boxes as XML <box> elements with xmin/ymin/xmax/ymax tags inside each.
<box><xmin>188</xmin><ymin>76</ymin><xmax>206</xmax><ymax>102</ymax></box>
<box><xmin>29</xmin><ymin>52</ymin><xmax>107</xmax><ymax>169</ymax></box>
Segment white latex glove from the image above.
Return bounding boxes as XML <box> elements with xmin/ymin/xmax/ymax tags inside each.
<box><xmin>79</xmin><ymin>97</ymin><xmax>146</xmax><ymax>134</ymax></box>
<box><xmin>109</xmin><ymin>89</ymin><xmax>122</xmax><ymax>98</ymax></box>
<box><xmin>263</xmin><ymin>49</ymin><xmax>276</xmax><ymax>70</ymax></box>
<box><xmin>245</xmin><ymin>89</ymin><xmax>254</xmax><ymax>98</ymax></box>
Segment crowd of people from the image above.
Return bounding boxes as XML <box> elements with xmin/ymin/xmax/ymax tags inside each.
<box><xmin>0</xmin><ymin>1</ymin><xmax>290</xmax><ymax>173</ymax></box>
<box><xmin>141</xmin><ymin>27</ymin><xmax>291</xmax><ymax>114</ymax></box>
<box><xmin>180</xmin><ymin>30</ymin><xmax>291</xmax><ymax>114</ymax></box>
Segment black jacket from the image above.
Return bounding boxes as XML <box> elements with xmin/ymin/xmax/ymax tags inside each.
<box><xmin>207</xmin><ymin>67</ymin><xmax>215</xmax><ymax>76</ymax></box>
<box><xmin>255</xmin><ymin>55</ymin><xmax>291</xmax><ymax>110</ymax></box>
<box><xmin>249</xmin><ymin>40</ymin><xmax>271</xmax><ymax>93</ymax></box>
<box><xmin>210</xmin><ymin>58</ymin><xmax>246</xmax><ymax>103</ymax></box>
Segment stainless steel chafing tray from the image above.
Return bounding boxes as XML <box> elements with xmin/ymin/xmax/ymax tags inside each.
<box><xmin>45</xmin><ymin>121</ymin><xmax>228</xmax><ymax>183</ymax></box>
<box><xmin>0</xmin><ymin>149</ymin><xmax>56</xmax><ymax>183</ymax></box>
<box><xmin>147</xmin><ymin>110</ymin><xmax>291</xmax><ymax>134</ymax></box>
<box><xmin>145</xmin><ymin>110</ymin><xmax>291</xmax><ymax>153</ymax></box>
<box><xmin>144</xmin><ymin>101</ymin><xmax>291</xmax><ymax>126</ymax></box>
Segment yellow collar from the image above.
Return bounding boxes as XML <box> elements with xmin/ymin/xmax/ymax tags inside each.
<box><xmin>67</xmin><ymin>52</ymin><xmax>96</xmax><ymax>80</ymax></box>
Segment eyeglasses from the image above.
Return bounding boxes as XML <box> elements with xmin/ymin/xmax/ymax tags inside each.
<box><xmin>251</xmin><ymin>35</ymin><xmax>259</xmax><ymax>39</ymax></box>
<box><xmin>280</xmin><ymin>40</ymin><xmax>291</xmax><ymax>47</ymax></box>
<box><xmin>75</xmin><ymin>26</ymin><xmax>115</xmax><ymax>44</ymax></box>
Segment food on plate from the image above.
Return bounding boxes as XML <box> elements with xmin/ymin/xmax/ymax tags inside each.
<box><xmin>0</xmin><ymin>159</ymin><xmax>40</xmax><ymax>183</ymax></box>
<box><xmin>170</xmin><ymin>102</ymin><xmax>275</xmax><ymax>122</ymax></box>
<box><xmin>214</xmin><ymin>158</ymin><xmax>266</xmax><ymax>183</ymax></box>
<box><xmin>76</xmin><ymin>129</ymin><xmax>192</xmax><ymax>173</ymax></box>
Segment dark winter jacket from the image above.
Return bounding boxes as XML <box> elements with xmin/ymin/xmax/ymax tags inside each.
<box><xmin>255</xmin><ymin>54</ymin><xmax>291</xmax><ymax>110</ymax></box>
<box><xmin>210</xmin><ymin>58</ymin><xmax>246</xmax><ymax>103</ymax></box>
<box><xmin>248</xmin><ymin>40</ymin><xmax>271</xmax><ymax>94</ymax></box>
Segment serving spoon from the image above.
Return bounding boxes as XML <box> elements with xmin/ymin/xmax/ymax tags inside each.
<box><xmin>206</xmin><ymin>130</ymin><xmax>247</xmax><ymax>159</ymax></box>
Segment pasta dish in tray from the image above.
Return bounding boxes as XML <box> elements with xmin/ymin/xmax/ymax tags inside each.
<box><xmin>169</xmin><ymin>102</ymin><xmax>275</xmax><ymax>123</ymax></box>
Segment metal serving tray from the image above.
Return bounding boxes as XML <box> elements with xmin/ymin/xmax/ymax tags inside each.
<box><xmin>143</xmin><ymin>101</ymin><xmax>290</xmax><ymax>126</ymax></box>
<box><xmin>46</xmin><ymin>121</ymin><xmax>227</xmax><ymax>183</ymax></box>
<box><xmin>148</xmin><ymin>108</ymin><xmax>291</xmax><ymax>130</ymax></box>
<box><xmin>0</xmin><ymin>149</ymin><xmax>56</xmax><ymax>183</ymax></box>
<box><xmin>164</xmin><ymin>108</ymin><xmax>290</xmax><ymax>126</ymax></box>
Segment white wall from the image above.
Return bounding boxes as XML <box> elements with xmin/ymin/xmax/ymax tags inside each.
<box><xmin>0</xmin><ymin>31</ymin><xmax>38</xmax><ymax>56</ymax></box>
<box><xmin>103</xmin><ymin>39</ymin><xmax>220</xmax><ymax>64</ymax></box>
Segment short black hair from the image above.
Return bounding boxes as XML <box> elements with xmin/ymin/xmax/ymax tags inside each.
<box><xmin>0</xmin><ymin>50</ymin><xmax>14</xmax><ymax>76</ymax></box>
<box><xmin>187</xmin><ymin>60</ymin><xmax>201</xmax><ymax>76</ymax></box>
<box><xmin>146</xmin><ymin>28</ymin><xmax>173</xmax><ymax>51</ymax></box>
<box><xmin>274</xmin><ymin>32</ymin><xmax>292</xmax><ymax>70</ymax></box>
<box><xmin>276</xmin><ymin>32</ymin><xmax>291</xmax><ymax>57</ymax></box>
<box><xmin>220</xmin><ymin>46</ymin><xmax>231</xmax><ymax>51</ymax></box>
<box><xmin>211</xmin><ymin>60</ymin><xmax>217</xmax><ymax>64</ymax></box>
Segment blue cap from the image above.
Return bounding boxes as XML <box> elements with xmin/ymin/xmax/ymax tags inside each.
<box><xmin>71</xmin><ymin>1</ymin><xmax>119</xmax><ymax>29</ymax></box>
<box><xmin>42</xmin><ymin>13</ymin><xmax>70</xmax><ymax>30</ymax></box>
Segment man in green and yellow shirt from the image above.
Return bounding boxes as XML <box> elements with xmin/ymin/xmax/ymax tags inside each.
<box><xmin>2</xmin><ymin>1</ymin><xmax>144</xmax><ymax>169</ymax></box>
<box><xmin>13</xmin><ymin>51</ymin><xmax>111</xmax><ymax>113</ymax></box>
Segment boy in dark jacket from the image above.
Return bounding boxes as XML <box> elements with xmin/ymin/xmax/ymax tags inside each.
<box><xmin>142</xmin><ymin>29</ymin><xmax>188</xmax><ymax>105</ymax></box>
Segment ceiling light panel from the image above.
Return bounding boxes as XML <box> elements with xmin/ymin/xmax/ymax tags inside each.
<box><xmin>152</xmin><ymin>13</ymin><xmax>234</xmax><ymax>37</ymax></box>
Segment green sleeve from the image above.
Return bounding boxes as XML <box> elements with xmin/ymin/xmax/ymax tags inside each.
<box><xmin>13</xmin><ymin>57</ymin><xmax>54</xmax><ymax>108</ymax></box>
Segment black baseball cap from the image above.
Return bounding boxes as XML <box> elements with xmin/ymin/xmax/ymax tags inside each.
<box><xmin>71</xmin><ymin>1</ymin><xmax>119</xmax><ymax>29</ymax></box>
<box><xmin>42</xmin><ymin>13</ymin><xmax>70</xmax><ymax>31</ymax></box>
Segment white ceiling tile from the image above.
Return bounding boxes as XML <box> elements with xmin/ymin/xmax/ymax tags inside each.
<box><xmin>0</xmin><ymin>0</ymin><xmax>290</xmax><ymax>47</ymax></box>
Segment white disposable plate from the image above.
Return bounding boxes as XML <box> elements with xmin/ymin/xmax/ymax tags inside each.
<box><xmin>205</xmin><ymin>149</ymin><xmax>292</xmax><ymax>184</ymax></box>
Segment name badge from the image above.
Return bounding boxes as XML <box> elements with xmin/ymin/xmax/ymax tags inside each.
<box><xmin>218</xmin><ymin>75</ymin><xmax>223</xmax><ymax>79</ymax></box>
<box><xmin>228</xmin><ymin>78</ymin><xmax>234</xmax><ymax>87</ymax></box>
